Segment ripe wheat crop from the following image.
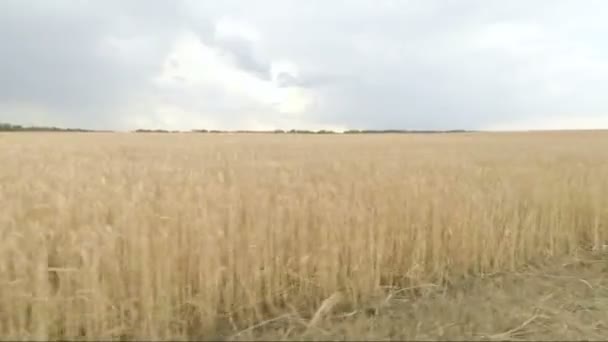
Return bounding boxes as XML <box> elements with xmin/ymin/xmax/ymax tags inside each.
<box><xmin>0</xmin><ymin>131</ymin><xmax>607</xmax><ymax>339</ymax></box>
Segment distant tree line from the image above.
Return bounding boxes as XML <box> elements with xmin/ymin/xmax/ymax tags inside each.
<box><xmin>0</xmin><ymin>123</ymin><xmax>98</xmax><ymax>132</ymax></box>
<box><xmin>186</xmin><ymin>129</ymin><xmax>335</xmax><ymax>134</ymax></box>
<box><xmin>1</xmin><ymin>122</ymin><xmax>472</xmax><ymax>134</ymax></box>
<box><xmin>343</xmin><ymin>129</ymin><xmax>470</xmax><ymax>134</ymax></box>
<box><xmin>134</xmin><ymin>129</ymin><xmax>182</xmax><ymax>134</ymax></box>
<box><xmin>187</xmin><ymin>129</ymin><xmax>471</xmax><ymax>134</ymax></box>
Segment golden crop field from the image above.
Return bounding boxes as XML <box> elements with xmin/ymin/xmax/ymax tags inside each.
<box><xmin>1</xmin><ymin>131</ymin><xmax>607</xmax><ymax>340</ymax></box>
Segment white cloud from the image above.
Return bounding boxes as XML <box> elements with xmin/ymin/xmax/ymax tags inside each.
<box><xmin>120</xmin><ymin>102</ymin><xmax>220</xmax><ymax>131</ymax></box>
<box><xmin>146</xmin><ymin>30</ymin><xmax>315</xmax><ymax>129</ymax></box>
<box><xmin>214</xmin><ymin>16</ymin><xmax>261</xmax><ymax>43</ymax></box>
<box><xmin>472</xmin><ymin>22</ymin><xmax>547</xmax><ymax>57</ymax></box>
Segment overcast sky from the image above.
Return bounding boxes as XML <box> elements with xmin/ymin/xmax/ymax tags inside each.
<box><xmin>1</xmin><ymin>0</ymin><xmax>608</xmax><ymax>131</ymax></box>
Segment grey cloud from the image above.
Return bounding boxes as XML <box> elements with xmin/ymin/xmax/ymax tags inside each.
<box><xmin>188</xmin><ymin>16</ymin><xmax>273</xmax><ymax>81</ymax></box>
<box><xmin>211</xmin><ymin>35</ymin><xmax>272</xmax><ymax>80</ymax></box>
<box><xmin>2</xmin><ymin>0</ymin><xmax>608</xmax><ymax>130</ymax></box>
<box><xmin>275</xmin><ymin>73</ymin><xmax>299</xmax><ymax>88</ymax></box>
<box><xmin>160</xmin><ymin>10</ymin><xmax>270</xmax><ymax>82</ymax></box>
<box><xmin>0</xmin><ymin>0</ymin><xmax>185</xmax><ymax>128</ymax></box>
<box><xmin>270</xmin><ymin>1</ymin><xmax>608</xmax><ymax>129</ymax></box>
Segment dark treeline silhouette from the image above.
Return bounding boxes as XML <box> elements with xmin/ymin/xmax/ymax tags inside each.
<box><xmin>343</xmin><ymin>129</ymin><xmax>470</xmax><ymax>134</ymax></box>
<box><xmin>188</xmin><ymin>129</ymin><xmax>470</xmax><ymax>134</ymax></box>
<box><xmin>135</xmin><ymin>129</ymin><xmax>182</xmax><ymax>134</ymax></box>
<box><xmin>2</xmin><ymin>122</ymin><xmax>472</xmax><ymax>134</ymax></box>
<box><xmin>0</xmin><ymin>123</ymin><xmax>104</xmax><ymax>132</ymax></box>
<box><xmin>189</xmin><ymin>129</ymin><xmax>335</xmax><ymax>134</ymax></box>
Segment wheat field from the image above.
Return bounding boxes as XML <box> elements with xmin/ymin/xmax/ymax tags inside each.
<box><xmin>0</xmin><ymin>131</ymin><xmax>607</xmax><ymax>340</ymax></box>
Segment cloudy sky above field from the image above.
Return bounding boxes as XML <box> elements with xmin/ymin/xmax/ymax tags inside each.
<box><xmin>1</xmin><ymin>0</ymin><xmax>608</xmax><ymax>131</ymax></box>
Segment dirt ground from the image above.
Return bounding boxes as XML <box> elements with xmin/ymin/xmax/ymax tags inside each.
<box><xmin>222</xmin><ymin>250</ymin><xmax>608</xmax><ymax>341</ymax></box>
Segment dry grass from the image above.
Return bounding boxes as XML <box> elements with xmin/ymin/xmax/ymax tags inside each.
<box><xmin>245</xmin><ymin>251</ymin><xmax>608</xmax><ymax>341</ymax></box>
<box><xmin>0</xmin><ymin>131</ymin><xmax>607</xmax><ymax>340</ymax></box>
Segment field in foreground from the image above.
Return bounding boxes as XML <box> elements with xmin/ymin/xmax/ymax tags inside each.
<box><xmin>0</xmin><ymin>131</ymin><xmax>607</xmax><ymax>340</ymax></box>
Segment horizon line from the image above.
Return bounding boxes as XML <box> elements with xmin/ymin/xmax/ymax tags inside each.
<box><xmin>2</xmin><ymin>122</ymin><xmax>608</xmax><ymax>134</ymax></box>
